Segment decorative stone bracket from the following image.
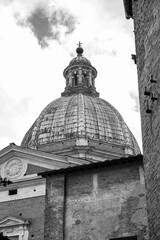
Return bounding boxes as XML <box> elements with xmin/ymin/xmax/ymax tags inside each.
<box><xmin>144</xmin><ymin>74</ymin><xmax>158</xmax><ymax>114</ymax></box>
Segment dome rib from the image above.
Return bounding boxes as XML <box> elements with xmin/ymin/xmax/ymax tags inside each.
<box><xmin>63</xmin><ymin>95</ymin><xmax>78</xmax><ymax>139</ymax></box>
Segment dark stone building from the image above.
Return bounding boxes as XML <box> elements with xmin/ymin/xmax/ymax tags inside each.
<box><xmin>124</xmin><ymin>0</ymin><xmax>160</xmax><ymax>239</ymax></box>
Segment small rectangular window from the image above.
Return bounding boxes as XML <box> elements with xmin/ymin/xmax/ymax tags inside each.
<box><xmin>110</xmin><ymin>237</ymin><xmax>137</xmax><ymax>240</ymax></box>
<box><xmin>8</xmin><ymin>189</ymin><xmax>17</xmax><ymax>195</ymax></box>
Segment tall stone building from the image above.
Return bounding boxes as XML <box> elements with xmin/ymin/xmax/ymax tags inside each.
<box><xmin>0</xmin><ymin>42</ymin><xmax>150</xmax><ymax>240</ymax></box>
<box><xmin>123</xmin><ymin>0</ymin><xmax>160</xmax><ymax>239</ymax></box>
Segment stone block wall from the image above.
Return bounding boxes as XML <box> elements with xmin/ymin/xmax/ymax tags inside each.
<box><xmin>44</xmin><ymin>163</ymin><xmax>148</xmax><ymax>240</ymax></box>
<box><xmin>132</xmin><ymin>1</ymin><xmax>160</xmax><ymax>239</ymax></box>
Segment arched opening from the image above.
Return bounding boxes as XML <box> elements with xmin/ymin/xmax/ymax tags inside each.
<box><xmin>74</xmin><ymin>74</ymin><xmax>78</xmax><ymax>86</ymax></box>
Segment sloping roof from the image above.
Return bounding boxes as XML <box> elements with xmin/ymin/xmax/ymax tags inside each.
<box><xmin>38</xmin><ymin>154</ymin><xmax>143</xmax><ymax>177</ymax></box>
<box><xmin>123</xmin><ymin>0</ymin><xmax>133</xmax><ymax>19</ymax></box>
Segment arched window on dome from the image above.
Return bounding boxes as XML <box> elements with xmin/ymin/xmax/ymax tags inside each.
<box><xmin>82</xmin><ymin>71</ymin><xmax>88</xmax><ymax>87</ymax></box>
<box><xmin>66</xmin><ymin>78</ymin><xmax>69</xmax><ymax>86</ymax></box>
<box><xmin>92</xmin><ymin>78</ymin><xmax>95</xmax><ymax>87</ymax></box>
<box><xmin>73</xmin><ymin>73</ymin><xmax>78</xmax><ymax>86</ymax></box>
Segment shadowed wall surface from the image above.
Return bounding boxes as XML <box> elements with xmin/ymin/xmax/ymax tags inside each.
<box><xmin>44</xmin><ymin>160</ymin><xmax>148</xmax><ymax>240</ymax></box>
<box><xmin>131</xmin><ymin>0</ymin><xmax>160</xmax><ymax>239</ymax></box>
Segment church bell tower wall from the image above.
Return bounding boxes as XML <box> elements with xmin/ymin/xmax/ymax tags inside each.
<box><xmin>129</xmin><ymin>1</ymin><xmax>160</xmax><ymax>239</ymax></box>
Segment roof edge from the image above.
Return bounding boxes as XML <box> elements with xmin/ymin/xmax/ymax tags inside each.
<box><xmin>123</xmin><ymin>0</ymin><xmax>133</xmax><ymax>19</ymax></box>
<box><xmin>38</xmin><ymin>154</ymin><xmax>143</xmax><ymax>177</ymax></box>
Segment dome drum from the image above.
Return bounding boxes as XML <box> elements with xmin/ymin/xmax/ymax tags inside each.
<box><xmin>29</xmin><ymin>136</ymin><xmax>137</xmax><ymax>161</ymax></box>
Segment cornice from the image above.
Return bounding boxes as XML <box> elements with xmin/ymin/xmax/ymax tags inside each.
<box><xmin>39</xmin><ymin>154</ymin><xmax>143</xmax><ymax>177</ymax></box>
<box><xmin>123</xmin><ymin>0</ymin><xmax>133</xmax><ymax>19</ymax></box>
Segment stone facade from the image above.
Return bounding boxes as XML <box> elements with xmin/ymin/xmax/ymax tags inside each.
<box><xmin>124</xmin><ymin>1</ymin><xmax>160</xmax><ymax>239</ymax></box>
<box><xmin>42</xmin><ymin>156</ymin><xmax>148</xmax><ymax>240</ymax></box>
<box><xmin>0</xmin><ymin>144</ymin><xmax>78</xmax><ymax>240</ymax></box>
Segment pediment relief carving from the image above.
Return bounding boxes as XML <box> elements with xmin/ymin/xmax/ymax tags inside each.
<box><xmin>0</xmin><ymin>158</ymin><xmax>27</xmax><ymax>180</ymax></box>
<box><xmin>0</xmin><ymin>216</ymin><xmax>29</xmax><ymax>240</ymax></box>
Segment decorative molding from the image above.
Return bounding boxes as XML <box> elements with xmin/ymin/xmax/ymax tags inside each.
<box><xmin>0</xmin><ymin>158</ymin><xmax>27</xmax><ymax>180</ymax></box>
<box><xmin>0</xmin><ymin>183</ymin><xmax>45</xmax><ymax>202</ymax></box>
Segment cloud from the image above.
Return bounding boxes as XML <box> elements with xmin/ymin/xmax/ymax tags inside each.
<box><xmin>0</xmin><ymin>84</ymin><xmax>31</xmax><ymax>141</ymax></box>
<box><xmin>15</xmin><ymin>3</ymin><xmax>77</xmax><ymax>48</ymax></box>
<box><xmin>0</xmin><ymin>0</ymin><xmax>14</xmax><ymax>6</ymax></box>
<box><xmin>85</xmin><ymin>38</ymin><xmax>117</xmax><ymax>58</ymax></box>
<box><xmin>129</xmin><ymin>91</ymin><xmax>140</xmax><ymax>112</ymax></box>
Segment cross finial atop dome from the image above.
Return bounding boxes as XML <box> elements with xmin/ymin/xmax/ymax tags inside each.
<box><xmin>76</xmin><ymin>41</ymin><xmax>83</xmax><ymax>56</ymax></box>
<box><xmin>77</xmin><ymin>41</ymin><xmax>82</xmax><ymax>47</ymax></box>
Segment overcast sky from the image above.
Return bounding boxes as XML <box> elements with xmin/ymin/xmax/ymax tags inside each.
<box><xmin>0</xmin><ymin>0</ymin><xmax>142</xmax><ymax>151</ymax></box>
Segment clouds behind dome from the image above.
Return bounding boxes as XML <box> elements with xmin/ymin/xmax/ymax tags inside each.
<box><xmin>16</xmin><ymin>5</ymin><xmax>77</xmax><ymax>48</ymax></box>
<box><xmin>0</xmin><ymin>0</ymin><xmax>142</xmax><ymax>150</ymax></box>
<box><xmin>1</xmin><ymin>0</ymin><xmax>78</xmax><ymax>48</ymax></box>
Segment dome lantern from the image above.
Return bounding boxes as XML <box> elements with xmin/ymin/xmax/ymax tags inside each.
<box><xmin>62</xmin><ymin>43</ymin><xmax>99</xmax><ymax>97</ymax></box>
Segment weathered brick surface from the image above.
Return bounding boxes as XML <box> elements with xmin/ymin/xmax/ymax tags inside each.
<box><xmin>44</xmin><ymin>164</ymin><xmax>148</xmax><ymax>240</ymax></box>
<box><xmin>132</xmin><ymin>1</ymin><xmax>160</xmax><ymax>239</ymax></box>
<box><xmin>0</xmin><ymin>196</ymin><xmax>45</xmax><ymax>240</ymax></box>
<box><xmin>44</xmin><ymin>175</ymin><xmax>65</xmax><ymax>240</ymax></box>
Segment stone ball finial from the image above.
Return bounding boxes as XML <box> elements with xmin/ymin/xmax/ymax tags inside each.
<box><xmin>76</xmin><ymin>41</ymin><xmax>83</xmax><ymax>55</ymax></box>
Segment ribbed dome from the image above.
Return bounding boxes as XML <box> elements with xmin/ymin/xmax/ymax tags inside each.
<box><xmin>21</xmin><ymin>93</ymin><xmax>140</xmax><ymax>155</ymax></box>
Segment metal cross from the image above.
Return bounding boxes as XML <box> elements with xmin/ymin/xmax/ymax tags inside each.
<box><xmin>0</xmin><ymin>177</ymin><xmax>12</xmax><ymax>187</ymax></box>
<box><xmin>77</xmin><ymin>41</ymin><xmax>82</xmax><ymax>47</ymax></box>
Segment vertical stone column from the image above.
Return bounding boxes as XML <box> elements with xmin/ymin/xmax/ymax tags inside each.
<box><xmin>69</xmin><ymin>71</ymin><xmax>72</xmax><ymax>86</ymax></box>
<box><xmin>78</xmin><ymin>67</ymin><xmax>83</xmax><ymax>85</ymax></box>
<box><xmin>89</xmin><ymin>70</ymin><xmax>92</xmax><ymax>86</ymax></box>
<box><xmin>44</xmin><ymin>174</ymin><xmax>65</xmax><ymax>240</ymax></box>
<box><xmin>132</xmin><ymin>1</ymin><xmax>160</xmax><ymax>239</ymax></box>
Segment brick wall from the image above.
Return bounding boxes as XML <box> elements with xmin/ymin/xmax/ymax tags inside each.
<box><xmin>132</xmin><ymin>1</ymin><xmax>160</xmax><ymax>239</ymax></box>
<box><xmin>44</xmin><ymin>163</ymin><xmax>148</xmax><ymax>240</ymax></box>
<box><xmin>0</xmin><ymin>196</ymin><xmax>45</xmax><ymax>240</ymax></box>
<box><xmin>44</xmin><ymin>175</ymin><xmax>65</xmax><ymax>240</ymax></box>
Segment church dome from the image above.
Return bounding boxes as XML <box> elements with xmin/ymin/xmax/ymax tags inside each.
<box><xmin>21</xmin><ymin>44</ymin><xmax>140</xmax><ymax>159</ymax></box>
<box><xmin>21</xmin><ymin>94</ymin><xmax>140</xmax><ymax>154</ymax></box>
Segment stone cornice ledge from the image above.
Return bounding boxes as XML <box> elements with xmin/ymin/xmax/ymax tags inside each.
<box><xmin>123</xmin><ymin>0</ymin><xmax>133</xmax><ymax>19</ymax></box>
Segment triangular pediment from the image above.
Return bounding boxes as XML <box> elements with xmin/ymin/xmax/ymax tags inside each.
<box><xmin>0</xmin><ymin>143</ymin><xmax>73</xmax><ymax>170</ymax></box>
<box><xmin>0</xmin><ymin>216</ymin><xmax>29</xmax><ymax>228</ymax></box>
